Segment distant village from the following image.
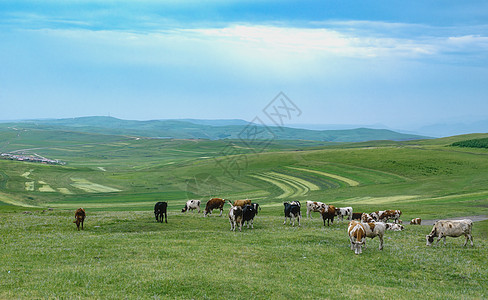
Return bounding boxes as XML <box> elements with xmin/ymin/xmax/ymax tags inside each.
<box><xmin>0</xmin><ymin>153</ymin><xmax>65</xmax><ymax>165</ymax></box>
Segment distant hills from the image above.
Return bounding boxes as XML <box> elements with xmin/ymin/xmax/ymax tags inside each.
<box><xmin>1</xmin><ymin>116</ymin><xmax>430</xmax><ymax>142</ymax></box>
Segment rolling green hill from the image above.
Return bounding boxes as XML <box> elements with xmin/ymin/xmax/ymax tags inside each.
<box><xmin>1</xmin><ymin>116</ymin><xmax>429</xmax><ymax>142</ymax></box>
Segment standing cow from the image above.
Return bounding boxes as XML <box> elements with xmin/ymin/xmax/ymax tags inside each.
<box><xmin>426</xmin><ymin>219</ymin><xmax>474</xmax><ymax>247</ymax></box>
<box><xmin>228</xmin><ymin>202</ymin><xmax>243</xmax><ymax>232</ymax></box>
<box><xmin>306</xmin><ymin>201</ymin><xmax>327</xmax><ymax>219</ymax></box>
<box><xmin>336</xmin><ymin>207</ymin><xmax>353</xmax><ymax>222</ymax></box>
<box><xmin>363</xmin><ymin>222</ymin><xmax>386</xmax><ymax>250</ymax></box>
<box><xmin>204</xmin><ymin>198</ymin><xmax>227</xmax><ymax>217</ymax></box>
<box><xmin>73</xmin><ymin>208</ymin><xmax>85</xmax><ymax>231</ymax></box>
<box><xmin>348</xmin><ymin>221</ymin><xmax>366</xmax><ymax>255</ymax></box>
<box><xmin>321</xmin><ymin>205</ymin><xmax>336</xmax><ymax>226</ymax></box>
<box><xmin>284</xmin><ymin>201</ymin><xmax>301</xmax><ymax>226</ymax></box>
<box><xmin>154</xmin><ymin>201</ymin><xmax>168</xmax><ymax>223</ymax></box>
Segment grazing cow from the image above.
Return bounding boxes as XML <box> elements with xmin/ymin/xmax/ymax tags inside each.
<box><xmin>154</xmin><ymin>201</ymin><xmax>168</xmax><ymax>223</ymax></box>
<box><xmin>181</xmin><ymin>199</ymin><xmax>201</xmax><ymax>213</ymax></box>
<box><xmin>351</xmin><ymin>212</ymin><xmax>363</xmax><ymax>220</ymax></box>
<box><xmin>241</xmin><ymin>204</ymin><xmax>257</xmax><ymax>229</ymax></box>
<box><xmin>348</xmin><ymin>221</ymin><xmax>366</xmax><ymax>255</ymax></box>
<box><xmin>204</xmin><ymin>197</ymin><xmax>226</xmax><ymax>217</ymax></box>
<box><xmin>385</xmin><ymin>223</ymin><xmax>404</xmax><ymax>231</ymax></box>
<box><xmin>410</xmin><ymin>218</ymin><xmax>421</xmax><ymax>225</ymax></box>
<box><xmin>306</xmin><ymin>201</ymin><xmax>327</xmax><ymax>219</ymax></box>
<box><xmin>73</xmin><ymin>208</ymin><xmax>85</xmax><ymax>231</ymax></box>
<box><xmin>426</xmin><ymin>219</ymin><xmax>474</xmax><ymax>247</ymax></box>
<box><xmin>336</xmin><ymin>207</ymin><xmax>353</xmax><ymax>222</ymax></box>
<box><xmin>251</xmin><ymin>203</ymin><xmax>260</xmax><ymax>215</ymax></box>
<box><xmin>233</xmin><ymin>199</ymin><xmax>252</xmax><ymax>207</ymax></box>
<box><xmin>321</xmin><ymin>205</ymin><xmax>336</xmax><ymax>226</ymax></box>
<box><xmin>363</xmin><ymin>222</ymin><xmax>386</xmax><ymax>250</ymax></box>
<box><xmin>283</xmin><ymin>201</ymin><xmax>301</xmax><ymax>226</ymax></box>
<box><xmin>228</xmin><ymin>202</ymin><xmax>243</xmax><ymax>232</ymax></box>
<box><xmin>361</xmin><ymin>213</ymin><xmax>375</xmax><ymax>223</ymax></box>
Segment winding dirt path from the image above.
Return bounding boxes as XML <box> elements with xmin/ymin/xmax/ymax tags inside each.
<box><xmin>421</xmin><ymin>215</ymin><xmax>488</xmax><ymax>226</ymax></box>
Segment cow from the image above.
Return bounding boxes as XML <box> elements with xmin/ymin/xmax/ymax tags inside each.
<box><xmin>426</xmin><ymin>219</ymin><xmax>474</xmax><ymax>247</ymax></box>
<box><xmin>181</xmin><ymin>199</ymin><xmax>201</xmax><ymax>213</ymax></box>
<box><xmin>204</xmin><ymin>197</ymin><xmax>226</xmax><ymax>217</ymax></box>
<box><xmin>73</xmin><ymin>208</ymin><xmax>85</xmax><ymax>231</ymax></box>
<box><xmin>306</xmin><ymin>201</ymin><xmax>327</xmax><ymax>219</ymax></box>
<box><xmin>348</xmin><ymin>221</ymin><xmax>366</xmax><ymax>255</ymax></box>
<box><xmin>336</xmin><ymin>207</ymin><xmax>353</xmax><ymax>222</ymax></box>
<box><xmin>361</xmin><ymin>213</ymin><xmax>375</xmax><ymax>223</ymax></box>
<box><xmin>385</xmin><ymin>223</ymin><xmax>404</xmax><ymax>231</ymax></box>
<box><xmin>228</xmin><ymin>202</ymin><xmax>243</xmax><ymax>232</ymax></box>
<box><xmin>154</xmin><ymin>201</ymin><xmax>168</xmax><ymax>223</ymax></box>
<box><xmin>233</xmin><ymin>199</ymin><xmax>252</xmax><ymax>207</ymax></box>
<box><xmin>363</xmin><ymin>222</ymin><xmax>386</xmax><ymax>250</ymax></box>
<box><xmin>251</xmin><ymin>203</ymin><xmax>260</xmax><ymax>215</ymax></box>
<box><xmin>283</xmin><ymin>201</ymin><xmax>301</xmax><ymax>226</ymax></box>
<box><xmin>372</xmin><ymin>210</ymin><xmax>402</xmax><ymax>223</ymax></box>
<box><xmin>241</xmin><ymin>204</ymin><xmax>257</xmax><ymax>229</ymax></box>
<box><xmin>351</xmin><ymin>212</ymin><xmax>363</xmax><ymax>220</ymax></box>
<box><xmin>410</xmin><ymin>218</ymin><xmax>421</xmax><ymax>225</ymax></box>
<box><xmin>321</xmin><ymin>205</ymin><xmax>336</xmax><ymax>226</ymax></box>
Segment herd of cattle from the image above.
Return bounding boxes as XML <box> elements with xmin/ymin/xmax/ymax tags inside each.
<box><xmin>74</xmin><ymin>198</ymin><xmax>475</xmax><ymax>255</ymax></box>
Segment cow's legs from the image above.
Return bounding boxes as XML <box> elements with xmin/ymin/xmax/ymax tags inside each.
<box><xmin>283</xmin><ymin>217</ymin><xmax>287</xmax><ymax>225</ymax></box>
<box><xmin>378</xmin><ymin>235</ymin><xmax>384</xmax><ymax>250</ymax></box>
<box><xmin>164</xmin><ymin>212</ymin><xmax>167</xmax><ymax>223</ymax></box>
<box><xmin>219</xmin><ymin>208</ymin><xmax>223</xmax><ymax>217</ymax></box>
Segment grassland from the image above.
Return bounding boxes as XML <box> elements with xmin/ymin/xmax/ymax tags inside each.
<box><xmin>0</xmin><ymin>128</ymin><xmax>488</xmax><ymax>298</ymax></box>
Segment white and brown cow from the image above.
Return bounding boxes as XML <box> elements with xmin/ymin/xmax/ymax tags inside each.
<box><xmin>410</xmin><ymin>218</ymin><xmax>421</xmax><ymax>225</ymax></box>
<box><xmin>181</xmin><ymin>199</ymin><xmax>201</xmax><ymax>213</ymax></box>
<box><xmin>336</xmin><ymin>207</ymin><xmax>353</xmax><ymax>222</ymax></box>
<box><xmin>363</xmin><ymin>221</ymin><xmax>387</xmax><ymax>250</ymax></box>
<box><xmin>385</xmin><ymin>223</ymin><xmax>404</xmax><ymax>231</ymax></box>
<box><xmin>348</xmin><ymin>221</ymin><xmax>366</xmax><ymax>255</ymax></box>
<box><xmin>228</xmin><ymin>202</ymin><xmax>243</xmax><ymax>232</ymax></box>
<box><xmin>203</xmin><ymin>197</ymin><xmax>227</xmax><ymax>217</ymax></box>
<box><xmin>372</xmin><ymin>210</ymin><xmax>402</xmax><ymax>223</ymax></box>
<box><xmin>306</xmin><ymin>201</ymin><xmax>327</xmax><ymax>219</ymax></box>
<box><xmin>361</xmin><ymin>213</ymin><xmax>375</xmax><ymax>223</ymax></box>
<box><xmin>426</xmin><ymin>219</ymin><xmax>474</xmax><ymax>247</ymax></box>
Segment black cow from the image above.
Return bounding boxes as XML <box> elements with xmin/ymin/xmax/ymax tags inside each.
<box><xmin>241</xmin><ymin>204</ymin><xmax>257</xmax><ymax>229</ymax></box>
<box><xmin>154</xmin><ymin>201</ymin><xmax>168</xmax><ymax>223</ymax></box>
<box><xmin>283</xmin><ymin>201</ymin><xmax>301</xmax><ymax>226</ymax></box>
<box><xmin>251</xmin><ymin>203</ymin><xmax>260</xmax><ymax>215</ymax></box>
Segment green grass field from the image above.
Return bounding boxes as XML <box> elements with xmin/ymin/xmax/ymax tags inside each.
<box><xmin>1</xmin><ymin>129</ymin><xmax>488</xmax><ymax>298</ymax></box>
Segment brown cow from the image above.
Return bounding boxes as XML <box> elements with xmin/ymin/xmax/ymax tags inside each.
<box><xmin>73</xmin><ymin>208</ymin><xmax>85</xmax><ymax>231</ymax></box>
<box><xmin>348</xmin><ymin>221</ymin><xmax>366</xmax><ymax>255</ymax></box>
<box><xmin>233</xmin><ymin>199</ymin><xmax>251</xmax><ymax>207</ymax></box>
<box><xmin>351</xmin><ymin>212</ymin><xmax>363</xmax><ymax>220</ymax></box>
<box><xmin>321</xmin><ymin>205</ymin><xmax>336</xmax><ymax>226</ymax></box>
<box><xmin>204</xmin><ymin>198</ymin><xmax>227</xmax><ymax>217</ymax></box>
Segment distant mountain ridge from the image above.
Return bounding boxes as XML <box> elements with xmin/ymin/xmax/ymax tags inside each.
<box><xmin>4</xmin><ymin>116</ymin><xmax>430</xmax><ymax>142</ymax></box>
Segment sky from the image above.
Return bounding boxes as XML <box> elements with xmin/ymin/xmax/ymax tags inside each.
<box><xmin>1</xmin><ymin>0</ymin><xmax>488</xmax><ymax>132</ymax></box>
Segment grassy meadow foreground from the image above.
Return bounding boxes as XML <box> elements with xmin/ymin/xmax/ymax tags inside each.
<box><xmin>1</xmin><ymin>127</ymin><xmax>488</xmax><ymax>298</ymax></box>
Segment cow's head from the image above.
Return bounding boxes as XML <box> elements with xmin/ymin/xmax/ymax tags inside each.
<box><xmin>426</xmin><ymin>234</ymin><xmax>435</xmax><ymax>246</ymax></box>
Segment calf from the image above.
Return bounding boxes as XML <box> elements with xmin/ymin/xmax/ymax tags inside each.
<box><xmin>228</xmin><ymin>202</ymin><xmax>243</xmax><ymax>232</ymax></box>
<box><xmin>204</xmin><ymin>197</ymin><xmax>226</xmax><ymax>217</ymax></box>
<box><xmin>154</xmin><ymin>201</ymin><xmax>168</xmax><ymax>223</ymax></box>
<box><xmin>348</xmin><ymin>221</ymin><xmax>366</xmax><ymax>255</ymax></box>
<box><xmin>283</xmin><ymin>201</ymin><xmax>301</xmax><ymax>226</ymax></box>
<box><xmin>306</xmin><ymin>201</ymin><xmax>327</xmax><ymax>219</ymax></box>
<box><xmin>363</xmin><ymin>222</ymin><xmax>386</xmax><ymax>250</ymax></box>
<box><xmin>385</xmin><ymin>223</ymin><xmax>404</xmax><ymax>231</ymax></box>
<box><xmin>321</xmin><ymin>205</ymin><xmax>336</xmax><ymax>226</ymax></box>
<box><xmin>336</xmin><ymin>207</ymin><xmax>353</xmax><ymax>222</ymax></box>
<box><xmin>426</xmin><ymin>219</ymin><xmax>473</xmax><ymax>247</ymax></box>
<box><xmin>73</xmin><ymin>208</ymin><xmax>85</xmax><ymax>231</ymax></box>
<box><xmin>233</xmin><ymin>199</ymin><xmax>251</xmax><ymax>207</ymax></box>
<box><xmin>410</xmin><ymin>218</ymin><xmax>421</xmax><ymax>225</ymax></box>
<box><xmin>242</xmin><ymin>204</ymin><xmax>257</xmax><ymax>229</ymax></box>
<box><xmin>181</xmin><ymin>199</ymin><xmax>201</xmax><ymax>213</ymax></box>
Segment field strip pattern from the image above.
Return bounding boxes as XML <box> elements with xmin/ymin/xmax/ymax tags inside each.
<box><xmin>287</xmin><ymin>167</ymin><xmax>359</xmax><ymax>186</ymax></box>
<box><xmin>251</xmin><ymin>171</ymin><xmax>319</xmax><ymax>198</ymax></box>
<box><xmin>70</xmin><ymin>178</ymin><xmax>121</xmax><ymax>193</ymax></box>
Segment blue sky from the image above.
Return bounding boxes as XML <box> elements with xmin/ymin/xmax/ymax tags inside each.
<box><xmin>1</xmin><ymin>0</ymin><xmax>488</xmax><ymax>131</ymax></box>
